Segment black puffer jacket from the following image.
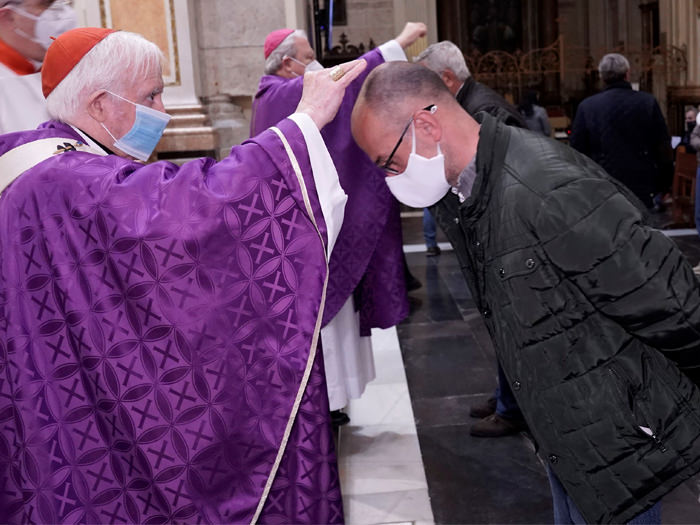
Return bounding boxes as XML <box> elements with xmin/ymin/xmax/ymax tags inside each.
<box><xmin>457</xmin><ymin>77</ymin><xmax>526</xmax><ymax>129</ymax></box>
<box><xmin>431</xmin><ymin>114</ymin><xmax>700</xmax><ymax>523</ymax></box>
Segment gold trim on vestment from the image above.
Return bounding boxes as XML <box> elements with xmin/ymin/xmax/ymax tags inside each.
<box><xmin>250</xmin><ymin>126</ymin><xmax>330</xmax><ymax>524</ymax></box>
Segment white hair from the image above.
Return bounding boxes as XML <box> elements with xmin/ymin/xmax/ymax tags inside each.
<box><xmin>598</xmin><ymin>53</ymin><xmax>630</xmax><ymax>85</ymax></box>
<box><xmin>46</xmin><ymin>31</ymin><xmax>164</xmax><ymax>122</ymax></box>
<box><xmin>264</xmin><ymin>29</ymin><xmax>307</xmax><ymax>75</ymax></box>
<box><xmin>414</xmin><ymin>41</ymin><xmax>471</xmax><ymax>82</ymax></box>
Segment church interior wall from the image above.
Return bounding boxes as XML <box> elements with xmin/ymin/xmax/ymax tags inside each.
<box><xmin>190</xmin><ymin>0</ymin><xmax>288</xmax><ymax>157</ymax></box>
<box><xmin>329</xmin><ymin>0</ymin><xmax>396</xmax><ymax>51</ymax></box>
<box><xmin>76</xmin><ymin>0</ymin><xmax>700</xmax><ymax>154</ymax></box>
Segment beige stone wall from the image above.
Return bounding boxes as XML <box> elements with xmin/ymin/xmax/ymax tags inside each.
<box><xmin>187</xmin><ymin>0</ymin><xmax>436</xmax><ymax>155</ymax></box>
<box><xmin>192</xmin><ymin>0</ymin><xmax>287</xmax><ymax>99</ymax></box>
<box><xmin>190</xmin><ymin>0</ymin><xmax>295</xmax><ymax>155</ymax></box>
<box><xmin>331</xmin><ymin>0</ymin><xmax>396</xmax><ymax>50</ymax></box>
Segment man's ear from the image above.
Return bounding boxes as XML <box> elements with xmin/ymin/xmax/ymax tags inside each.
<box><xmin>441</xmin><ymin>69</ymin><xmax>459</xmax><ymax>92</ymax></box>
<box><xmin>86</xmin><ymin>90</ymin><xmax>110</xmax><ymax>123</ymax></box>
<box><xmin>281</xmin><ymin>56</ymin><xmax>294</xmax><ymax>73</ymax></box>
<box><xmin>413</xmin><ymin>108</ymin><xmax>442</xmax><ymax>143</ymax></box>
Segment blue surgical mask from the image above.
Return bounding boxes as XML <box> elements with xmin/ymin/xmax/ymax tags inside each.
<box><xmin>100</xmin><ymin>91</ymin><xmax>171</xmax><ymax>162</ymax></box>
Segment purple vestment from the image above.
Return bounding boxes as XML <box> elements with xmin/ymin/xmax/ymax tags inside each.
<box><xmin>0</xmin><ymin>120</ymin><xmax>343</xmax><ymax>523</ymax></box>
<box><xmin>251</xmin><ymin>49</ymin><xmax>409</xmax><ymax>335</ymax></box>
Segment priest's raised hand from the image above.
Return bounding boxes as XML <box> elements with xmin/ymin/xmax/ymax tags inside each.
<box><xmin>296</xmin><ymin>58</ymin><xmax>368</xmax><ymax>130</ymax></box>
<box><xmin>395</xmin><ymin>21</ymin><xmax>428</xmax><ymax>49</ymax></box>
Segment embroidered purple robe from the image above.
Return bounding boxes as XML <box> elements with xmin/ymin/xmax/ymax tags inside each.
<box><xmin>0</xmin><ymin>119</ymin><xmax>343</xmax><ymax>523</ymax></box>
<box><xmin>251</xmin><ymin>49</ymin><xmax>409</xmax><ymax>335</ymax></box>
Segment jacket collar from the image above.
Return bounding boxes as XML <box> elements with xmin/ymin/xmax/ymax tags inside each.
<box><xmin>460</xmin><ymin>113</ymin><xmax>510</xmax><ymax>221</ymax></box>
<box><xmin>603</xmin><ymin>80</ymin><xmax>632</xmax><ymax>91</ymax></box>
<box><xmin>456</xmin><ymin>77</ymin><xmax>475</xmax><ymax>105</ymax></box>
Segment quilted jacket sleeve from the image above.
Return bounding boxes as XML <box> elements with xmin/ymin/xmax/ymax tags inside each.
<box><xmin>534</xmin><ymin>176</ymin><xmax>700</xmax><ymax>383</ymax></box>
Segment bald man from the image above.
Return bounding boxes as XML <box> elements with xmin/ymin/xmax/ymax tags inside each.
<box><xmin>351</xmin><ymin>62</ymin><xmax>700</xmax><ymax>525</ymax></box>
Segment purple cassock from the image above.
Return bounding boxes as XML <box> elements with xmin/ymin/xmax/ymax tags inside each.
<box><xmin>0</xmin><ymin>120</ymin><xmax>343</xmax><ymax>523</ymax></box>
<box><xmin>250</xmin><ymin>48</ymin><xmax>409</xmax><ymax>334</ymax></box>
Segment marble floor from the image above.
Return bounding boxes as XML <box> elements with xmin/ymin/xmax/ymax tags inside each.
<box><xmin>336</xmin><ymin>213</ymin><xmax>700</xmax><ymax>524</ymax></box>
<box><xmin>338</xmin><ymin>326</ymin><xmax>434</xmax><ymax>524</ymax></box>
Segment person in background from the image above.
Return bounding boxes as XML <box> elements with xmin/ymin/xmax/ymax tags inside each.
<box><xmin>414</xmin><ymin>40</ymin><xmax>525</xmax><ymax>128</ymax></box>
<box><xmin>351</xmin><ymin>60</ymin><xmax>700</xmax><ymax>525</ymax></box>
<box><xmin>518</xmin><ymin>90</ymin><xmax>551</xmax><ymax>136</ymax></box>
<box><xmin>0</xmin><ymin>0</ymin><xmax>77</xmax><ymax>133</ymax></box>
<box><xmin>251</xmin><ymin>23</ymin><xmax>426</xmax><ymax>426</ymax></box>
<box><xmin>570</xmin><ymin>53</ymin><xmax>673</xmax><ymax>210</ymax></box>
<box><xmin>423</xmin><ymin>208</ymin><xmax>440</xmax><ymax>256</ymax></box>
<box><xmin>678</xmin><ymin>106</ymin><xmax>697</xmax><ymax>154</ymax></box>
<box><xmin>0</xmin><ymin>26</ymin><xmax>367</xmax><ymax>523</ymax></box>
<box><xmin>415</xmin><ymin>39</ymin><xmax>527</xmax><ymax>438</ymax></box>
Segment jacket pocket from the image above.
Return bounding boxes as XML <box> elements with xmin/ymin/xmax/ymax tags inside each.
<box><xmin>491</xmin><ymin>247</ymin><xmax>563</xmax><ymax>328</ymax></box>
<box><xmin>607</xmin><ymin>362</ymin><xmax>668</xmax><ymax>452</ymax></box>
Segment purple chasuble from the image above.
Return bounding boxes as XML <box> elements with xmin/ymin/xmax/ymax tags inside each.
<box><xmin>250</xmin><ymin>49</ymin><xmax>409</xmax><ymax>335</ymax></box>
<box><xmin>0</xmin><ymin>120</ymin><xmax>343</xmax><ymax>524</ymax></box>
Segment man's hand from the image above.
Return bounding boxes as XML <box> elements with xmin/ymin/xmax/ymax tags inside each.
<box><xmin>395</xmin><ymin>22</ymin><xmax>427</xmax><ymax>49</ymax></box>
<box><xmin>295</xmin><ymin>59</ymin><xmax>367</xmax><ymax>130</ymax></box>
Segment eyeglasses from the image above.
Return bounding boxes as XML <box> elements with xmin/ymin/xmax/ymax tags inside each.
<box><xmin>381</xmin><ymin>104</ymin><xmax>436</xmax><ymax>175</ymax></box>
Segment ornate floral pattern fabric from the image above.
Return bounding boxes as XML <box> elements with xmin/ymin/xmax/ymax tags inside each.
<box><xmin>251</xmin><ymin>49</ymin><xmax>409</xmax><ymax>335</ymax></box>
<box><xmin>0</xmin><ymin>120</ymin><xmax>343</xmax><ymax>523</ymax></box>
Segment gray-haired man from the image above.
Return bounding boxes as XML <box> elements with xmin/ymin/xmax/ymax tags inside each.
<box><xmin>415</xmin><ymin>40</ymin><xmax>525</xmax><ymax>128</ymax></box>
<box><xmin>570</xmin><ymin>53</ymin><xmax>673</xmax><ymax>209</ymax></box>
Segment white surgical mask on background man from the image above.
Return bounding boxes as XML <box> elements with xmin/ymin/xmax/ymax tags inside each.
<box><xmin>8</xmin><ymin>0</ymin><xmax>78</xmax><ymax>51</ymax></box>
<box><xmin>286</xmin><ymin>55</ymin><xmax>324</xmax><ymax>74</ymax></box>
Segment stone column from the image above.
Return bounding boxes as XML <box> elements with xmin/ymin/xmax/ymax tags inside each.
<box><xmin>204</xmin><ymin>94</ymin><xmax>252</xmax><ymax>160</ymax></box>
<box><xmin>191</xmin><ymin>0</ymin><xmax>292</xmax><ymax>154</ymax></box>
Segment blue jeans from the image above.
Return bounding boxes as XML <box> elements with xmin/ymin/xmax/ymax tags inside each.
<box><xmin>495</xmin><ymin>364</ymin><xmax>523</xmax><ymax>420</ymax></box>
<box><xmin>546</xmin><ymin>466</ymin><xmax>661</xmax><ymax>524</ymax></box>
<box><xmin>695</xmin><ymin>166</ymin><xmax>700</xmax><ymax>235</ymax></box>
<box><xmin>423</xmin><ymin>208</ymin><xmax>437</xmax><ymax>248</ymax></box>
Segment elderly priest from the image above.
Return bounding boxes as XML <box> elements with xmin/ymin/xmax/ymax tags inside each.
<box><xmin>0</xmin><ymin>27</ymin><xmax>367</xmax><ymax>524</ymax></box>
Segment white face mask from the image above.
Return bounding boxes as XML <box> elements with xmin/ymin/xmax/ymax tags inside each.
<box><xmin>385</xmin><ymin>122</ymin><xmax>451</xmax><ymax>208</ymax></box>
<box><xmin>287</xmin><ymin>56</ymin><xmax>324</xmax><ymax>74</ymax></box>
<box><xmin>9</xmin><ymin>0</ymin><xmax>78</xmax><ymax>50</ymax></box>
